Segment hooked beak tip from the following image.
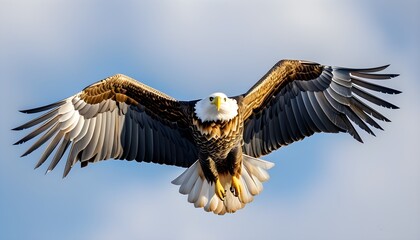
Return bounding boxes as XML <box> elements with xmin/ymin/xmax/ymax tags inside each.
<box><xmin>212</xmin><ymin>96</ymin><xmax>222</xmax><ymax>112</ymax></box>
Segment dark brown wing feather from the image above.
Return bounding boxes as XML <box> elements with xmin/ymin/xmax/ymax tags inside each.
<box><xmin>13</xmin><ymin>74</ymin><xmax>198</xmax><ymax>177</ymax></box>
<box><xmin>239</xmin><ymin>60</ymin><xmax>400</xmax><ymax>158</ymax></box>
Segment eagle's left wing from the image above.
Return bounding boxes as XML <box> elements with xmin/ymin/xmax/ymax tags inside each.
<box><xmin>239</xmin><ymin>60</ymin><xmax>400</xmax><ymax>158</ymax></box>
<box><xmin>13</xmin><ymin>74</ymin><xmax>198</xmax><ymax>177</ymax></box>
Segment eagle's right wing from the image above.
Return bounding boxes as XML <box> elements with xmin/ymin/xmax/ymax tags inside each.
<box><xmin>239</xmin><ymin>60</ymin><xmax>400</xmax><ymax>158</ymax></box>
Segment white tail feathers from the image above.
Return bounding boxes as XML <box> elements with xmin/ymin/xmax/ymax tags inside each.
<box><xmin>171</xmin><ymin>154</ymin><xmax>274</xmax><ymax>215</ymax></box>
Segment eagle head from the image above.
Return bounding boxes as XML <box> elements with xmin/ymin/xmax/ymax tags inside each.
<box><xmin>194</xmin><ymin>92</ymin><xmax>238</xmax><ymax>122</ymax></box>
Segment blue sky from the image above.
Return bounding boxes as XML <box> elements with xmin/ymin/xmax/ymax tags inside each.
<box><xmin>1</xmin><ymin>0</ymin><xmax>419</xmax><ymax>239</ymax></box>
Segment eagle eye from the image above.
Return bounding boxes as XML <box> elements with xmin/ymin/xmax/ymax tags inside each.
<box><xmin>209</xmin><ymin>97</ymin><xmax>214</xmax><ymax>101</ymax></box>
<box><xmin>224</xmin><ymin>97</ymin><xmax>227</xmax><ymax>102</ymax></box>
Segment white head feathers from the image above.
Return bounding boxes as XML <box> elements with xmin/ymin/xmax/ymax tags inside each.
<box><xmin>194</xmin><ymin>92</ymin><xmax>238</xmax><ymax>122</ymax></box>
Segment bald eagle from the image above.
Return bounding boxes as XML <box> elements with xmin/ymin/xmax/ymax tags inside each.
<box><xmin>14</xmin><ymin>60</ymin><xmax>400</xmax><ymax>214</ymax></box>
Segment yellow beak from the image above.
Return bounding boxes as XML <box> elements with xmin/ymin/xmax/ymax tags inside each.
<box><xmin>212</xmin><ymin>96</ymin><xmax>222</xmax><ymax>111</ymax></box>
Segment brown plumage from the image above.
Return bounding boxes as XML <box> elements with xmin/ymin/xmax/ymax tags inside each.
<box><xmin>13</xmin><ymin>59</ymin><xmax>400</xmax><ymax>214</ymax></box>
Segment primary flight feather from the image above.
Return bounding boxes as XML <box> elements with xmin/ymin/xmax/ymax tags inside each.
<box><xmin>14</xmin><ymin>60</ymin><xmax>400</xmax><ymax>214</ymax></box>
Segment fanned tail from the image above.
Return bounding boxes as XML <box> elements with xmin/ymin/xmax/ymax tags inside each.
<box><xmin>171</xmin><ymin>154</ymin><xmax>274</xmax><ymax>215</ymax></box>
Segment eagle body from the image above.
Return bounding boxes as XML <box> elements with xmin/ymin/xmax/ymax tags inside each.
<box><xmin>192</xmin><ymin>115</ymin><xmax>244</xmax><ymax>173</ymax></box>
<box><xmin>14</xmin><ymin>60</ymin><xmax>401</xmax><ymax>214</ymax></box>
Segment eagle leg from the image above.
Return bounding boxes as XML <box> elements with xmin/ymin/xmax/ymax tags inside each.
<box><xmin>230</xmin><ymin>175</ymin><xmax>242</xmax><ymax>201</ymax></box>
<box><xmin>215</xmin><ymin>178</ymin><xmax>226</xmax><ymax>201</ymax></box>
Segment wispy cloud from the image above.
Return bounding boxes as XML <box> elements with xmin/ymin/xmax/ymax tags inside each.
<box><xmin>1</xmin><ymin>0</ymin><xmax>419</xmax><ymax>240</ymax></box>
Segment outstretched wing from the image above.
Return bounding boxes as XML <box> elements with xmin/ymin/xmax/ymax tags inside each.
<box><xmin>240</xmin><ymin>60</ymin><xmax>400</xmax><ymax>157</ymax></box>
<box><xmin>14</xmin><ymin>74</ymin><xmax>198</xmax><ymax>177</ymax></box>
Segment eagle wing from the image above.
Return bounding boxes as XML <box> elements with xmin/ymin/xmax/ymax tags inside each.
<box><xmin>240</xmin><ymin>60</ymin><xmax>401</xmax><ymax>157</ymax></box>
<box><xmin>14</xmin><ymin>74</ymin><xmax>198</xmax><ymax>177</ymax></box>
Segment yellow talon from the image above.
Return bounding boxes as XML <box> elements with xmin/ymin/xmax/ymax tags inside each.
<box><xmin>230</xmin><ymin>175</ymin><xmax>242</xmax><ymax>201</ymax></box>
<box><xmin>215</xmin><ymin>179</ymin><xmax>226</xmax><ymax>201</ymax></box>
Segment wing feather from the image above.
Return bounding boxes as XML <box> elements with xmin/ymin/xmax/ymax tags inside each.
<box><xmin>309</xmin><ymin>91</ymin><xmax>341</xmax><ymax>132</ymax></box>
<box><xmin>285</xmin><ymin>107</ymin><xmax>298</xmax><ymax>141</ymax></box>
<box><xmin>104</xmin><ymin>111</ymin><xmax>116</xmax><ymax>159</ymax></box>
<box><xmin>14</xmin><ymin>114</ymin><xmax>60</xmax><ymax>145</ymax></box>
<box><xmin>128</xmin><ymin>116</ymin><xmax>139</xmax><ymax>160</ymax></box>
<box><xmin>289</xmin><ymin>97</ymin><xmax>306</xmax><ymax>136</ymax></box>
<box><xmin>351</xmin><ymin>76</ymin><xmax>401</xmax><ymax>94</ymax></box>
<box><xmin>143</xmin><ymin>119</ymin><xmax>154</xmax><ymax>162</ymax></box>
<box><xmin>351</xmin><ymin>72</ymin><xmax>399</xmax><ymax>79</ymax></box>
<box><xmin>351</xmin><ymin>96</ymin><xmax>390</xmax><ymax>122</ymax></box>
<box><xmin>19</xmin><ymin>100</ymin><xmax>67</xmax><ymax>114</ymax></box>
<box><xmin>352</xmin><ymin>86</ymin><xmax>399</xmax><ymax>109</ymax></box>
<box><xmin>300</xmin><ymin>92</ymin><xmax>322</xmax><ymax>132</ymax></box>
<box><xmin>296</xmin><ymin>92</ymin><xmax>317</xmax><ymax>134</ymax></box>
<box><xmin>94</xmin><ymin>111</ymin><xmax>109</xmax><ymax>162</ymax></box>
<box><xmin>313</xmin><ymin>91</ymin><xmax>344</xmax><ymax>131</ymax></box>
<box><xmin>35</xmin><ymin>129</ymin><xmax>64</xmax><ymax>169</ymax></box>
<box><xmin>12</xmin><ymin>108</ymin><xmax>59</xmax><ymax>131</ymax></box>
<box><xmin>278</xmin><ymin>109</ymin><xmax>290</xmax><ymax>145</ymax></box>
<box><xmin>136</xmin><ymin>116</ymin><xmax>146</xmax><ymax>162</ymax></box>
<box><xmin>349</xmin><ymin>104</ymin><xmax>382</xmax><ymax>130</ymax></box>
<box><xmin>240</xmin><ymin>60</ymin><xmax>399</xmax><ymax>157</ymax></box>
<box><xmin>62</xmin><ymin>118</ymin><xmax>93</xmax><ymax>176</ymax></box>
<box><xmin>68</xmin><ymin>115</ymin><xmax>85</xmax><ymax>141</ymax></box>
<box><xmin>47</xmin><ymin>134</ymin><xmax>70</xmax><ymax>172</ymax></box>
<box><xmin>20</xmin><ymin>122</ymin><xmax>61</xmax><ymax>157</ymax></box>
<box><xmin>81</xmin><ymin>113</ymin><xmax>101</xmax><ymax>161</ymax></box>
